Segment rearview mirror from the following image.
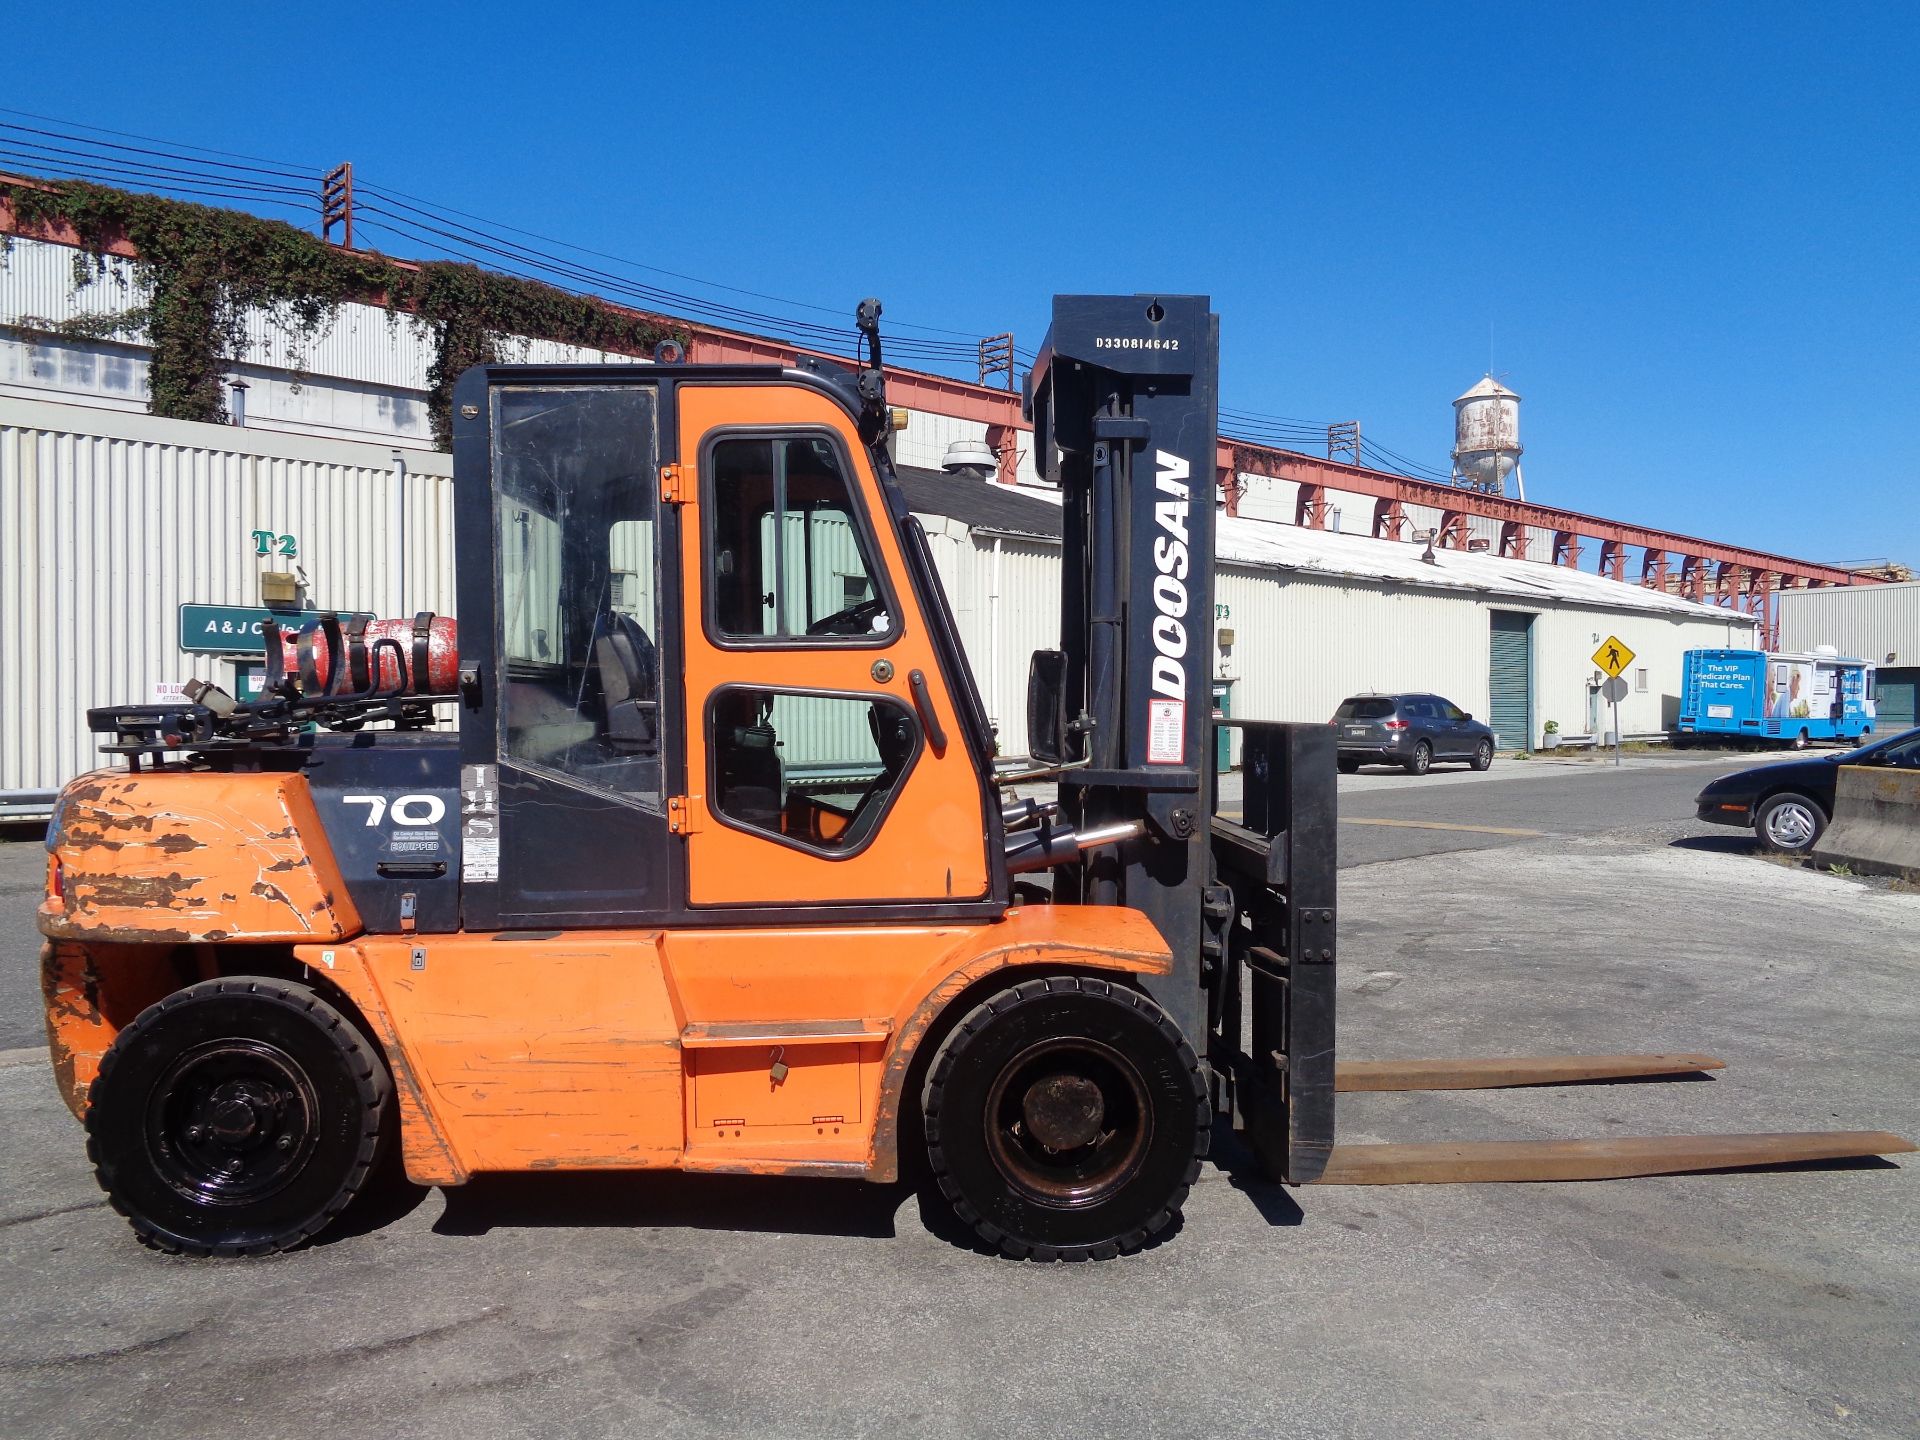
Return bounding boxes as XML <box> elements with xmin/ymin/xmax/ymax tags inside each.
<box><xmin>1027</xmin><ymin>650</ymin><xmax>1069</xmax><ymax>765</ymax></box>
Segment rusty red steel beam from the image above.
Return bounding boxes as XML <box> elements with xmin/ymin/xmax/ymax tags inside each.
<box><xmin>1334</xmin><ymin>1053</ymin><xmax>1725</xmax><ymax>1092</ymax></box>
<box><xmin>1222</xmin><ymin>441</ymin><xmax>1867</xmax><ymax>588</ymax></box>
<box><xmin>1</xmin><ymin>178</ymin><xmax>142</xmax><ymax>259</ymax></box>
<box><xmin>1310</xmin><ymin>1131</ymin><xmax>1916</xmax><ymax>1185</ymax></box>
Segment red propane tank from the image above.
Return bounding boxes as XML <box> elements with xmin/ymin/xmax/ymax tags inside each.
<box><xmin>274</xmin><ymin>615</ymin><xmax>459</xmax><ymax>695</ymax></box>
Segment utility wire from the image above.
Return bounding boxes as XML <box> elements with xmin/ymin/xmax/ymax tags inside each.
<box><xmin>4</xmin><ymin>111</ymin><xmax>1488</xmax><ymax>432</ymax></box>
<box><xmin>0</xmin><ymin>105</ymin><xmax>320</xmax><ymax>174</ymax></box>
<box><xmin>354</xmin><ymin>198</ymin><xmax>980</xmax><ymax>360</ymax></box>
<box><xmin>356</xmin><ymin>178</ymin><xmax>995</xmax><ymax>344</ymax></box>
<box><xmin>0</xmin><ymin>111</ymin><xmax>1018</xmax><ymax>378</ymax></box>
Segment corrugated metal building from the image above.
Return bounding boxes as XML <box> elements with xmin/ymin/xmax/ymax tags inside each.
<box><xmin>1</xmin><ymin>395</ymin><xmax>456</xmax><ymax>813</ymax></box>
<box><xmin>1777</xmin><ymin>578</ymin><xmax>1920</xmax><ymax>731</ymax></box>
<box><xmin>2</xmin><ymin>388</ymin><xmax>1760</xmax><ymax>816</ymax></box>
<box><xmin>896</xmin><ymin>468</ymin><xmax>1758</xmax><ymax>760</ymax></box>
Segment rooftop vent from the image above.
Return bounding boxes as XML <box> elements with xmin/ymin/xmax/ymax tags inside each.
<box><xmin>941</xmin><ymin>438</ymin><xmax>998</xmax><ymax>480</ymax></box>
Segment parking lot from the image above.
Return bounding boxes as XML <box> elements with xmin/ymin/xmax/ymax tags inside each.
<box><xmin>3</xmin><ymin>751</ymin><xmax>1916</xmax><ymax>1439</ymax></box>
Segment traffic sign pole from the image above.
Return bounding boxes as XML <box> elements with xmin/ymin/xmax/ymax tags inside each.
<box><xmin>1590</xmin><ymin>635</ymin><xmax>1637</xmax><ymax>769</ymax></box>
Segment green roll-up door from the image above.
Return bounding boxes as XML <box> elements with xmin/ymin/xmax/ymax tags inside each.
<box><xmin>1489</xmin><ymin>611</ymin><xmax>1534</xmax><ymax>751</ymax></box>
<box><xmin>1878</xmin><ymin>668</ymin><xmax>1918</xmax><ymax>732</ymax></box>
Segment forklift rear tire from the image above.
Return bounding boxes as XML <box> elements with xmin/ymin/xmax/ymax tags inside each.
<box><xmin>85</xmin><ymin>977</ymin><xmax>392</xmax><ymax>1257</ymax></box>
<box><xmin>922</xmin><ymin>976</ymin><xmax>1208</xmax><ymax>1261</ymax></box>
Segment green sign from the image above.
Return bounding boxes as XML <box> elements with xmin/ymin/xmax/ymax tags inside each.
<box><xmin>226</xmin><ymin>660</ymin><xmax>268</xmax><ymax>698</ymax></box>
<box><xmin>178</xmin><ymin>605</ymin><xmax>371</xmax><ymax>655</ymax></box>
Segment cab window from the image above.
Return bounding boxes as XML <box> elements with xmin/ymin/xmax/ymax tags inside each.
<box><xmin>709</xmin><ymin>688</ymin><xmax>918</xmax><ymax>854</ymax></box>
<box><xmin>707</xmin><ymin>435</ymin><xmax>890</xmax><ymax>643</ymax></box>
<box><xmin>494</xmin><ymin>386</ymin><xmax>663</xmax><ymax>808</ymax></box>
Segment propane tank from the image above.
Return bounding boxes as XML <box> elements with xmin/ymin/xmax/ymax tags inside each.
<box><xmin>273</xmin><ymin>614</ymin><xmax>459</xmax><ymax>696</ymax></box>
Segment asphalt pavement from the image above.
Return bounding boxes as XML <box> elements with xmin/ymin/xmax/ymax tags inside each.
<box><xmin>1235</xmin><ymin>745</ymin><xmax>1805</xmax><ymax>866</ymax></box>
<box><xmin>2</xmin><ymin>746</ymin><xmax>1915</xmax><ymax>1439</ymax></box>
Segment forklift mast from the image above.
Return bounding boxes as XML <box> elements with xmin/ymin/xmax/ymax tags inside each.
<box><xmin>1025</xmin><ymin>296</ymin><xmax>1220</xmax><ymax>1040</ymax></box>
<box><xmin>1027</xmin><ymin>295</ymin><xmax>1337</xmax><ymax>1183</ymax></box>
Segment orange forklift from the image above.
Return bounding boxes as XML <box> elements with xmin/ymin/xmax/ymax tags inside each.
<box><xmin>39</xmin><ymin>295</ymin><xmax>1911</xmax><ymax>1259</ymax></box>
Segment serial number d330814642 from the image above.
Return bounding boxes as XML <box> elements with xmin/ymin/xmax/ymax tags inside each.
<box><xmin>1094</xmin><ymin>336</ymin><xmax>1180</xmax><ymax>350</ymax></box>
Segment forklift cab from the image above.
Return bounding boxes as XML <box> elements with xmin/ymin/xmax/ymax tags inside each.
<box><xmin>453</xmin><ymin>364</ymin><xmax>1003</xmax><ymax>929</ymax></box>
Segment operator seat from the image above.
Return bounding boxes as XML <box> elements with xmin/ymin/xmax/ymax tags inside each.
<box><xmin>713</xmin><ymin>690</ymin><xmax>784</xmax><ymax>830</ymax></box>
<box><xmin>835</xmin><ymin>702</ymin><xmax>916</xmax><ymax>847</ymax></box>
<box><xmin>593</xmin><ymin>611</ymin><xmax>659</xmax><ymax>753</ymax></box>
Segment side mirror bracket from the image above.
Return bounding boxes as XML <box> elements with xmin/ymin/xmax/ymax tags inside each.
<box><xmin>1026</xmin><ymin>650</ymin><xmax>1070</xmax><ymax>765</ymax></box>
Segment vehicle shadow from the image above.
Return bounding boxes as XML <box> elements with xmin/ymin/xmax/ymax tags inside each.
<box><xmin>429</xmin><ymin>1170</ymin><xmax>912</xmax><ymax>1242</ymax></box>
<box><xmin>422</xmin><ymin>1171</ymin><xmax>1198</xmax><ymax>1257</ymax></box>
<box><xmin>1208</xmin><ymin>1118</ymin><xmax>1305</xmax><ymax>1228</ymax></box>
<box><xmin>1668</xmin><ymin>833</ymin><xmax>1760</xmax><ymax>856</ymax></box>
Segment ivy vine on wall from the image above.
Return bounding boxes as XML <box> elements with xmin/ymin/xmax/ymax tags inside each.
<box><xmin>2</xmin><ymin>178</ymin><xmax>683</xmax><ymax>445</ymax></box>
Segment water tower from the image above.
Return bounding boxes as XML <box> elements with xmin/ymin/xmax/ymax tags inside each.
<box><xmin>1451</xmin><ymin>376</ymin><xmax>1524</xmax><ymax>499</ymax></box>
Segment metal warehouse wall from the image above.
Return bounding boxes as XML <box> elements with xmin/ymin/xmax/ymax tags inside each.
<box><xmin>1217</xmin><ymin>571</ymin><xmax>1751</xmax><ymax>748</ymax></box>
<box><xmin>916</xmin><ymin>517</ymin><xmax>1061</xmax><ymax>758</ymax></box>
<box><xmin>1526</xmin><ymin>604</ymin><xmax>1756</xmax><ymax>741</ymax></box>
<box><xmin>1777</xmin><ymin>579</ymin><xmax>1919</xmax><ymax>662</ymax></box>
<box><xmin>1</xmin><ymin>237</ymin><xmax>652</xmax><ymax>452</ymax></box>
<box><xmin>926</xmin><ymin>519</ymin><xmax>1756</xmax><ymax>763</ymax></box>
<box><xmin>892</xmin><ymin>411</ymin><xmax>1044</xmax><ymax>488</ymax></box>
<box><xmin>1</xmin><ymin>393</ymin><xmax>1763</xmax><ymax>806</ymax></box>
<box><xmin>1234</xmin><ymin>469</ymin><xmax>1524</xmax><ymax>553</ymax></box>
<box><xmin>1</xmin><ymin>396</ymin><xmax>456</xmax><ymax>799</ymax></box>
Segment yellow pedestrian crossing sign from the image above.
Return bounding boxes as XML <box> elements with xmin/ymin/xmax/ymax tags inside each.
<box><xmin>1593</xmin><ymin>635</ymin><xmax>1636</xmax><ymax>679</ymax></box>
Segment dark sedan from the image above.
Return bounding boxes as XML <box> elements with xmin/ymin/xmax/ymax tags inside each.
<box><xmin>1694</xmin><ymin>725</ymin><xmax>1920</xmax><ymax>852</ymax></box>
<box><xmin>1333</xmin><ymin>692</ymin><xmax>1497</xmax><ymax>776</ymax></box>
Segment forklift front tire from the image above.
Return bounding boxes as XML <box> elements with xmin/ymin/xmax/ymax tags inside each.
<box><xmin>922</xmin><ymin>976</ymin><xmax>1208</xmax><ymax>1261</ymax></box>
<box><xmin>85</xmin><ymin>977</ymin><xmax>392</xmax><ymax>1257</ymax></box>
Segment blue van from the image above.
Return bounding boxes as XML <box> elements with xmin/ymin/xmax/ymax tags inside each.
<box><xmin>1678</xmin><ymin>648</ymin><xmax>1877</xmax><ymax>748</ymax></box>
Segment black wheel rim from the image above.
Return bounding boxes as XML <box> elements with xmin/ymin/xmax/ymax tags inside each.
<box><xmin>144</xmin><ymin>1038</ymin><xmax>319</xmax><ymax>1207</ymax></box>
<box><xmin>982</xmin><ymin>1037</ymin><xmax>1152</xmax><ymax>1210</ymax></box>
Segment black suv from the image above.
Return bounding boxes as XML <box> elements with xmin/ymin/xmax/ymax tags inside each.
<box><xmin>1333</xmin><ymin>693</ymin><xmax>1498</xmax><ymax>775</ymax></box>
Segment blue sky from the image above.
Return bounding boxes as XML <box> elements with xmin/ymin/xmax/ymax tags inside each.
<box><xmin>10</xmin><ymin>2</ymin><xmax>1917</xmax><ymax>564</ymax></box>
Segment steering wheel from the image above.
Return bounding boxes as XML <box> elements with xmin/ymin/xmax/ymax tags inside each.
<box><xmin>806</xmin><ymin>596</ymin><xmax>888</xmax><ymax>637</ymax></box>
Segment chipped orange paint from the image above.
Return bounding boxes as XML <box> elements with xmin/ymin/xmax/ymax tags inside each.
<box><xmin>288</xmin><ymin>905</ymin><xmax>1172</xmax><ymax>1184</ymax></box>
<box><xmin>41</xmin><ymin>769</ymin><xmax>361</xmax><ymax>945</ymax></box>
<box><xmin>40</xmin><ymin>939</ymin><xmax>188</xmax><ymax>1118</ymax></box>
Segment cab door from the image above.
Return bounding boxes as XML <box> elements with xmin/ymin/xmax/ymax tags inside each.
<box><xmin>673</xmin><ymin>383</ymin><xmax>990</xmax><ymax>907</ymax></box>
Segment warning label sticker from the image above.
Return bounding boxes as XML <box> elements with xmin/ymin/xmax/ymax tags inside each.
<box><xmin>460</xmin><ymin>764</ymin><xmax>500</xmax><ymax>884</ymax></box>
<box><xmin>1147</xmin><ymin>700</ymin><xmax>1185</xmax><ymax>765</ymax></box>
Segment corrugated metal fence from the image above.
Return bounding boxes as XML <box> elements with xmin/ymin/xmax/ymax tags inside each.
<box><xmin>1</xmin><ymin>397</ymin><xmax>456</xmax><ymax>798</ymax></box>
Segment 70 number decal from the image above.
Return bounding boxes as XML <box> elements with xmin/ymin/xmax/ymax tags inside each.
<box><xmin>342</xmin><ymin>794</ymin><xmax>446</xmax><ymax>827</ymax></box>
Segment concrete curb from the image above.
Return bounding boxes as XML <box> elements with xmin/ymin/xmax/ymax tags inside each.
<box><xmin>1811</xmin><ymin>765</ymin><xmax>1920</xmax><ymax>882</ymax></box>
